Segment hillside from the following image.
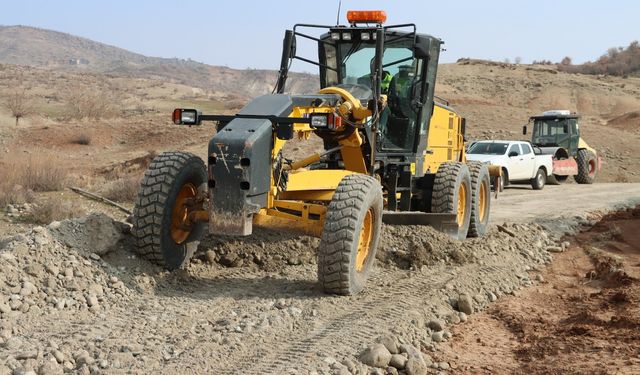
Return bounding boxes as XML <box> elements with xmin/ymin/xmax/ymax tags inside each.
<box><xmin>558</xmin><ymin>41</ymin><xmax>640</xmax><ymax>76</ymax></box>
<box><xmin>0</xmin><ymin>25</ymin><xmax>317</xmax><ymax>97</ymax></box>
<box><xmin>0</xmin><ymin>26</ymin><xmax>639</xmax><ymax>183</ymax></box>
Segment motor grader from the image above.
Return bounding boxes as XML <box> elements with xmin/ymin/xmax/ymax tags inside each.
<box><xmin>132</xmin><ymin>10</ymin><xmax>498</xmax><ymax>295</ymax></box>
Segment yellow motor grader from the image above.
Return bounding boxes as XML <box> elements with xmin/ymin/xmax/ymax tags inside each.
<box><xmin>132</xmin><ymin>10</ymin><xmax>498</xmax><ymax>295</ymax></box>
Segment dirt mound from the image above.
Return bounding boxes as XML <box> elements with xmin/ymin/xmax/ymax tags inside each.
<box><xmin>608</xmin><ymin>110</ymin><xmax>640</xmax><ymax>133</ymax></box>
<box><xmin>435</xmin><ymin>205</ymin><xmax>640</xmax><ymax>374</ymax></box>
<box><xmin>48</xmin><ymin>212</ymin><xmax>125</xmax><ymax>256</ymax></box>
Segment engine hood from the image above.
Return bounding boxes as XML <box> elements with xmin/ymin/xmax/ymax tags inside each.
<box><xmin>466</xmin><ymin>154</ymin><xmax>503</xmax><ymax>164</ymax></box>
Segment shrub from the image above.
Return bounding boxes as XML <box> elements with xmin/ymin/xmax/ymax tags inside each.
<box><xmin>0</xmin><ymin>157</ymin><xmax>67</xmax><ymax>192</ymax></box>
<box><xmin>25</xmin><ymin>198</ymin><xmax>85</xmax><ymax>224</ymax></box>
<box><xmin>558</xmin><ymin>41</ymin><xmax>640</xmax><ymax>76</ymax></box>
<box><xmin>71</xmin><ymin>133</ymin><xmax>92</xmax><ymax>145</ymax></box>
<box><xmin>100</xmin><ymin>176</ymin><xmax>141</xmax><ymax>203</ymax></box>
<box><xmin>5</xmin><ymin>90</ymin><xmax>34</xmax><ymax>125</ymax></box>
<box><xmin>64</xmin><ymin>88</ymin><xmax>117</xmax><ymax>120</ymax></box>
<box><xmin>0</xmin><ymin>185</ymin><xmax>35</xmax><ymax>207</ymax></box>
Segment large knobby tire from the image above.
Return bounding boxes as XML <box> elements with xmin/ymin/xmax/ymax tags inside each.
<box><xmin>132</xmin><ymin>151</ymin><xmax>207</xmax><ymax>269</ymax></box>
<box><xmin>574</xmin><ymin>149</ymin><xmax>597</xmax><ymax>184</ymax></box>
<box><xmin>531</xmin><ymin>168</ymin><xmax>546</xmax><ymax>190</ymax></box>
<box><xmin>547</xmin><ymin>174</ymin><xmax>568</xmax><ymax>185</ymax></box>
<box><xmin>317</xmin><ymin>174</ymin><xmax>383</xmax><ymax>296</ymax></box>
<box><xmin>466</xmin><ymin>161</ymin><xmax>491</xmax><ymax>238</ymax></box>
<box><xmin>431</xmin><ymin>162</ymin><xmax>472</xmax><ymax>240</ymax></box>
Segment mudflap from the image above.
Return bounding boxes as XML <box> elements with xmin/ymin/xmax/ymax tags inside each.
<box><xmin>382</xmin><ymin>211</ymin><xmax>459</xmax><ymax>239</ymax></box>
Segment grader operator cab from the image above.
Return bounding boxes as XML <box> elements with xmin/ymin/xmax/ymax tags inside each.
<box><xmin>133</xmin><ymin>10</ymin><xmax>499</xmax><ymax>295</ymax></box>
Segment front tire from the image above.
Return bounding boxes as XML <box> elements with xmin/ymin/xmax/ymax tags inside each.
<box><xmin>431</xmin><ymin>162</ymin><xmax>472</xmax><ymax>240</ymax></box>
<box><xmin>467</xmin><ymin>161</ymin><xmax>491</xmax><ymax>238</ymax></box>
<box><xmin>317</xmin><ymin>174</ymin><xmax>383</xmax><ymax>295</ymax></box>
<box><xmin>574</xmin><ymin>149</ymin><xmax>597</xmax><ymax>184</ymax></box>
<box><xmin>132</xmin><ymin>152</ymin><xmax>207</xmax><ymax>269</ymax></box>
<box><xmin>547</xmin><ymin>174</ymin><xmax>568</xmax><ymax>185</ymax></box>
<box><xmin>531</xmin><ymin>168</ymin><xmax>546</xmax><ymax>190</ymax></box>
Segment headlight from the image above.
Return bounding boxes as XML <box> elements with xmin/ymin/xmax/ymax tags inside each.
<box><xmin>311</xmin><ymin>115</ymin><xmax>328</xmax><ymax>128</ymax></box>
<box><xmin>309</xmin><ymin>113</ymin><xmax>343</xmax><ymax>130</ymax></box>
<box><xmin>172</xmin><ymin>108</ymin><xmax>201</xmax><ymax>125</ymax></box>
<box><xmin>342</xmin><ymin>32</ymin><xmax>352</xmax><ymax>41</ymax></box>
<box><xmin>331</xmin><ymin>32</ymin><xmax>341</xmax><ymax>40</ymax></box>
<box><xmin>361</xmin><ymin>32</ymin><xmax>371</xmax><ymax>41</ymax></box>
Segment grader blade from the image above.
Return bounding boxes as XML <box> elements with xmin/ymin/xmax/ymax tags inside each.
<box><xmin>382</xmin><ymin>212</ymin><xmax>459</xmax><ymax>238</ymax></box>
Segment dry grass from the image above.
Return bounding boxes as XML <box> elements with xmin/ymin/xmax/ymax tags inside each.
<box><xmin>100</xmin><ymin>176</ymin><xmax>141</xmax><ymax>203</ymax></box>
<box><xmin>0</xmin><ymin>156</ymin><xmax>68</xmax><ymax>194</ymax></box>
<box><xmin>25</xmin><ymin>198</ymin><xmax>85</xmax><ymax>224</ymax></box>
<box><xmin>64</xmin><ymin>87</ymin><xmax>117</xmax><ymax>120</ymax></box>
<box><xmin>0</xmin><ymin>185</ymin><xmax>35</xmax><ymax>207</ymax></box>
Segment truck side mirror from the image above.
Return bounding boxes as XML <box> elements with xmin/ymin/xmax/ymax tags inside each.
<box><xmin>522</xmin><ymin>125</ymin><xmax>527</xmax><ymax>135</ymax></box>
<box><xmin>508</xmin><ymin>151</ymin><xmax>518</xmax><ymax>157</ymax></box>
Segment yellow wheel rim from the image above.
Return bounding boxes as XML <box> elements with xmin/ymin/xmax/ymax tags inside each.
<box><xmin>170</xmin><ymin>183</ymin><xmax>197</xmax><ymax>244</ymax></box>
<box><xmin>478</xmin><ymin>180</ymin><xmax>487</xmax><ymax>222</ymax></box>
<box><xmin>457</xmin><ymin>183</ymin><xmax>467</xmax><ymax>227</ymax></box>
<box><xmin>355</xmin><ymin>209</ymin><xmax>374</xmax><ymax>272</ymax></box>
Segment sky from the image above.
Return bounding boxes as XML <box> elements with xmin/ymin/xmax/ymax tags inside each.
<box><xmin>1</xmin><ymin>0</ymin><xmax>638</xmax><ymax>72</ymax></box>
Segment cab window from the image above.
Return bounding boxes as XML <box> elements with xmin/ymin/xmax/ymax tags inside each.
<box><xmin>507</xmin><ymin>144</ymin><xmax>521</xmax><ymax>156</ymax></box>
<box><xmin>521</xmin><ymin>143</ymin><xmax>532</xmax><ymax>154</ymax></box>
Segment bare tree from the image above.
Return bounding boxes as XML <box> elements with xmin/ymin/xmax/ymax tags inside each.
<box><xmin>560</xmin><ymin>56</ymin><xmax>572</xmax><ymax>66</ymax></box>
<box><xmin>5</xmin><ymin>90</ymin><xmax>33</xmax><ymax>126</ymax></box>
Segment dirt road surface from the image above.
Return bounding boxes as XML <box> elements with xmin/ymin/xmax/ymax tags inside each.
<box><xmin>1</xmin><ymin>184</ymin><xmax>639</xmax><ymax>375</ymax></box>
<box><xmin>492</xmin><ymin>183</ymin><xmax>640</xmax><ymax>224</ymax></box>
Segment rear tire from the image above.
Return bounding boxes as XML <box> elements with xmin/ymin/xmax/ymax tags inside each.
<box><xmin>467</xmin><ymin>161</ymin><xmax>491</xmax><ymax>238</ymax></box>
<box><xmin>431</xmin><ymin>162</ymin><xmax>472</xmax><ymax>240</ymax></box>
<box><xmin>132</xmin><ymin>151</ymin><xmax>207</xmax><ymax>269</ymax></box>
<box><xmin>531</xmin><ymin>168</ymin><xmax>546</xmax><ymax>190</ymax></box>
<box><xmin>317</xmin><ymin>174</ymin><xmax>383</xmax><ymax>295</ymax></box>
<box><xmin>574</xmin><ymin>149</ymin><xmax>597</xmax><ymax>184</ymax></box>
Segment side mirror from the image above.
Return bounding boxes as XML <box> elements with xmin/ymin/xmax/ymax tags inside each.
<box><xmin>522</xmin><ymin>125</ymin><xmax>527</xmax><ymax>135</ymax></box>
<box><xmin>508</xmin><ymin>151</ymin><xmax>519</xmax><ymax>157</ymax></box>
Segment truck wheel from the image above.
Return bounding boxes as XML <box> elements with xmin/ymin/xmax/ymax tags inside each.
<box><xmin>132</xmin><ymin>151</ymin><xmax>207</xmax><ymax>269</ymax></box>
<box><xmin>547</xmin><ymin>174</ymin><xmax>568</xmax><ymax>185</ymax></box>
<box><xmin>574</xmin><ymin>149</ymin><xmax>597</xmax><ymax>184</ymax></box>
<box><xmin>467</xmin><ymin>161</ymin><xmax>491</xmax><ymax>238</ymax></box>
<box><xmin>431</xmin><ymin>162</ymin><xmax>472</xmax><ymax>240</ymax></box>
<box><xmin>501</xmin><ymin>168</ymin><xmax>509</xmax><ymax>188</ymax></box>
<box><xmin>318</xmin><ymin>174</ymin><xmax>383</xmax><ymax>295</ymax></box>
<box><xmin>531</xmin><ymin>168</ymin><xmax>546</xmax><ymax>190</ymax></box>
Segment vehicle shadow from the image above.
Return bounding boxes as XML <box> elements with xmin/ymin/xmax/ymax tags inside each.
<box><xmin>106</xmin><ymin>234</ymin><xmax>324</xmax><ymax>301</ymax></box>
<box><xmin>152</xmin><ymin>271</ymin><xmax>322</xmax><ymax>301</ymax></box>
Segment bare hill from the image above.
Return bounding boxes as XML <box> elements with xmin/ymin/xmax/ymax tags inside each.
<box><xmin>0</xmin><ymin>25</ymin><xmax>317</xmax><ymax>97</ymax></box>
<box><xmin>558</xmin><ymin>41</ymin><xmax>640</xmax><ymax>76</ymax></box>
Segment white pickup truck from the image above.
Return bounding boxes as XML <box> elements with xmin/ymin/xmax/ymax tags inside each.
<box><xmin>466</xmin><ymin>140</ymin><xmax>553</xmax><ymax>190</ymax></box>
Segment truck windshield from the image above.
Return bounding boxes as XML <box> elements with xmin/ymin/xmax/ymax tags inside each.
<box><xmin>468</xmin><ymin>142</ymin><xmax>509</xmax><ymax>155</ymax></box>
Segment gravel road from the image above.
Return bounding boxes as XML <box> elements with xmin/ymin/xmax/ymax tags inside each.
<box><xmin>1</xmin><ymin>183</ymin><xmax>639</xmax><ymax>374</ymax></box>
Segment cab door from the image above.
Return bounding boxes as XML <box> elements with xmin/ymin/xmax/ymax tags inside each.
<box><xmin>519</xmin><ymin>143</ymin><xmax>536</xmax><ymax>178</ymax></box>
<box><xmin>506</xmin><ymin>143</ymin><xmax>526</xmax><ymax>180</ymax></box>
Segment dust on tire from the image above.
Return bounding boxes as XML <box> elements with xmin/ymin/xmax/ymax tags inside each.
<box><xmin>132</xmin><ymin>151</ymin><xmax>207</xmax><ymax>269</ymax></box>
<box><xmin>317</xmin><ymin>174</ymin><xmax>383</xmax><ymax>296</ymax></box>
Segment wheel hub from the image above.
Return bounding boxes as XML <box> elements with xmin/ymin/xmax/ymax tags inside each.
<box><xmin>170</xmin><ymin>183</ymin><xmax>198</xmax><ymax>244</ymax></box>
<box><xmin>355</xmin><ymin>209</ymin><xmax>374</xmax><ymax>272</ymax></box>
<box><xmin>457</xmin><ymin>183</ymin><xmax>467</xmax><ymax>227</ymax></box>
<box><xmin>478</xmin><ymin>181</ymin><xmax>487</xmax><ymax>222</ymax></box>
